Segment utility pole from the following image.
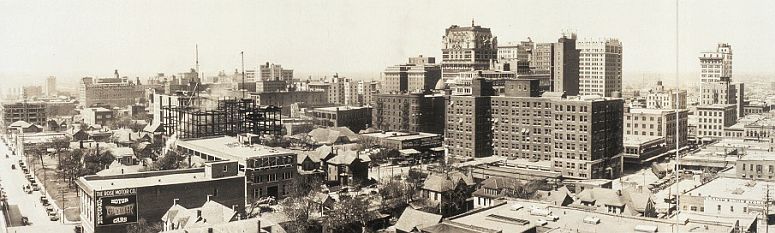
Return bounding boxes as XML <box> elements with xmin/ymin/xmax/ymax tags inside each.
<box><xmin>767</xmin><ymin>184</ymin><xmax>770</xmax><ymax>233</ymax></box>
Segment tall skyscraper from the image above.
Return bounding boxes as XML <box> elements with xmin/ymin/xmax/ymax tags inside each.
<box><xmin>699</xmin><ymin>43</ymin><xmax>733</xmax><ymax>83</ymax></box>
<box><xmin>522</xmin><ymin>34</ymin><xmax>579</xmax><ymax>95</ymax></box>
<box><xmin>441</xmin><ymin>21</ymin><xmax>498</xmax><ymax>81</ymax></box>
<box><xmin>698</xmin><ymin>43</ymin><xmax>744</xmax><ymax>117</ymax></box>
<box><xmin>578</xmin><ymin>39</ymin><xmax>623</xmax><ymax>97</ymax></box>
<box><xmin>552</xmin><ymin>34</ymin><xmax>580</xmax><ymax>96</ymax></box>
<box><xmin>45</xmin><ymin>76</ymin><xmax>57</xmax><ymax>97</ymax></box>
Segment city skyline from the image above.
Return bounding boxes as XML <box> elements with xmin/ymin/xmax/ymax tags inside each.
<box><xmin>2</xmin><ymin>0</ymin><xmax>774</xmax><ymax>87</ymax></box>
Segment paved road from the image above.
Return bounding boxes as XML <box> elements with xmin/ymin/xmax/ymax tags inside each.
<box><xmin>0</xmin><ymin>137</ymin><xmax>68</xmax><ymax>230</ymax></box>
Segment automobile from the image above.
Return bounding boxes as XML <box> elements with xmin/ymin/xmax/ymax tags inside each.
<box><xmin>536</xmin><ymin>219</ymin><xmax>548</xmax><ymax>226</ymax></box>
<box><xmin>21</xmin><ymin>216</ymin><xmax>30</xmax><ymax>225</ymax></box>
<box><xmin>74</xmin><ymin>225</ymin><xmax>84</xmax><ymax>233</ymax></box>
<box><xmin>31</xmin><ymin>184</ymin><xmax>40</xmax><ymax>191</ymax></box>
<box><xmin>46</xmin><ymin>206</ymin><xmax>55</xmax><ymax>214</ymax></box>
<box><xmin>40</xmin><ymin>195</ymin><xmax>48</xmax><ymax>203</ymax></box>
<box><xmin>48</xmin><ymin>212</ymin><xmax>59</xmax><ymax>221</ymax></box>
<box><xmin>545</xmin><ymin>215</ymin><xmax>560</xmax><ymax>221</ymax></box>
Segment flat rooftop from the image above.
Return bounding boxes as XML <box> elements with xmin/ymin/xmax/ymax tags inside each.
<box><xmin>177</xmin><ymin>136</ymin><xmax>294</xmax><ymax>165</ymax></box>
<box><xmin>738</xmin><ymin>151</ymin><xmax>775</xmax><ymax>161</ymax></box>
<box><xmin>623</xmin><ymin>135</ymin><xmax>663</xmax><ymax>146</ymax></box>
<box><xmin>685</xmin><ymin>177</ymin><xmax>775</xmax><ymax>201</ymax></box>
<box><xmin>312</xmin><ymin>106</ymin><xmax>369</xmax><ymax>112</ymax></box>
<box><xmin>361</xmin><ymin>131</ymin><xmax>439</xmax><ymax>140</ymax></box>
<box><xmin>77</xmin><ymin>167</ymin><xmax>240</xmax><ymax>193</ymax></box>
<box><xmin>447</xmin><ymin>199</ymin><xmax>732</xmax><ymax>233</ymax></box>
<box><xmin>628</xmin><ymin>108</ymin><xmax>676</xmax><ymax>114</ymax></box>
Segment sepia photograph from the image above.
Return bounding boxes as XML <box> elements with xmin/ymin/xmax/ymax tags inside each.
<box><xmin>1</xmin><ymin>0</ymin><xmax>774</xmax><ymax>232</ymax></box>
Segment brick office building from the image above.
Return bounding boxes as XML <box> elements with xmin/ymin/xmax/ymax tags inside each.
<box><xmin>446</xmin><ymin>78</ymin><xmax>624</xmax><ymax>179</ymax></box>
<box><xmin>372</xmin><ymin>92</ymin><xmax>445</xmax><ymax>135</ymax></box>
<box><xmin>177</xmin><ymin>135</ymin><xmax>297</xmax><ymax>203</ymax></box>
<box><xmin>76</xmin><ymin>161</ymin><xmax>245</xmax><ymax>233</ymax></box>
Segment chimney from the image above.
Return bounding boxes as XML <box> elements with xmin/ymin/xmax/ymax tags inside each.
<box><xmin>79</xmin><ymin>140</ymin><xmax>84</xmax><ymax>149</ymax></box>
<box><xmin>173</xmin><ymin>198</ymin><xmax>179</xmax><ymax>205</ymax></box>
<box><xmin>207</xmin><ymin>228</ymin><xmax>213</xmax><ymax>233</ymax></box>
<box><xmin>207</xmin><ymin>194</ymin><xmax>213</xmax><ymax>202</ymax></box>
<box><xmin>197</xmin><ymin>210</ymin><xmax>202</xmax><ymax>218</ymax></box>
<box><xmin>616</xmin><ymin>190</ymin><xmax>622</xmax><ymax>196</ymax></box>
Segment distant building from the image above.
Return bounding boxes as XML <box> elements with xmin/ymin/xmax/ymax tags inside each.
<box><xmin>0</xmin><ymin>101</ymin><xmax>47</xmax><ymax>130</ymax></box>
<box><xmin>382</xmin><ymin>55</ymin><xmax>441</xmax><ymax>94</ymax></box>
<box><xmin>736</xmin><ymin>151</ymin><xmax>775</xmax><ymax>181</ymax></box>
<box><xmin>176</xmin><ymin>135</ymin><xmax>297</xmax><ymax>202</ymax></box>
<box><xmin>624</xmin><ymin>108</ymin><xmax>689</xmax><ymax>149</ymax></box>
<box><xmin>577</xmin><ymin>39</ymin><xmax>623</xmax><ymax>97</ymax></box>
<box><xmin>255</xmin><ymin>80</ymin><xmax>287</xmax><ymax>93</ymax></box>
<box><xmin>527</xmin><ymin>34</ymin><xmax>580</xmax><ymax>95</ymax></box>
<box><xmin>308</xmin><ymin>74</ymin><xmax>360</xmax><ymax>106</ymax></box>
<box><xmin>441</xmin><ymin>22</ymin><xmax>498</xmax><ymax>80</ymax></box>
<box><xmin>698</xmin><ymin>43</ymin><xmax>745</xmax><ymax>118</ymax></box>
<box><xmin>696</xmin><ymin>104</ymin><xmax>737</xmax><ymax>138</ymax></box>
<box><xmin>81</xmin><ymin>107</ymin><xmax>114</xmax><ymax>127</ymax></box>
<box><xmin>259</xmin><ymin>62</ymin><xmax>293</xmax><ymax>82</ymax></box>
<box><xmin>80</xmin><ymin>71</ymin><xmax>155</xmax><ymax>108</ymax></box>
<box><xmin>45</xmin><ymin>76</ymin><xmax>57</xmax><ymax>97</ymax></box>
<box><xmin>743</xmin><ymin>102</ymin><xmax>771</xmax><ymax>116</ymax></box>
<box><xmin>76</xmin><ymin>161</ymin><xmax>245</xmax><ymax>233</ymax></box>
<box><xmin>372</xmin><ymin>92</ymin><xmax>445</xmax><ymax>135</ymax></box>
<box><xmin>645</xmin><ymin>81</ymin><xmax>687</xmax><ymax>109</ymax></box>
<box><xmin>22</xmin><ymin>85</ymin><xmax>43</xmax><ymax>98</ymax></box>
<box><xmin>251</xmin><ymin>90</ymin><xmax>327</xmax><ymax>115</ymax></box>
<box><xmin>307</xmin><ymin>106</ymin><xmax>372</xmax><ymax>133</ymax></box>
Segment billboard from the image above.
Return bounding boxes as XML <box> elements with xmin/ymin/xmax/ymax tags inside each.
<box><xmin>95</xmin><ymin>188</ymin><xmax>138</xmax><ymax>226</ymax></box>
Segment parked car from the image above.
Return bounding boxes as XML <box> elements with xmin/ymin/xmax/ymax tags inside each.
<box><xmin>21</xmin><ymin>216</ymin><xmax>30</xmax><ymax>225</ymax></box>
<box><xmin>31</xmin><ymin>184</ymin><xmax>40</xmax><ymax>191</ymax></box>
<box><xmin>48</xmin><ymin>212</ymin><xmax>59</xmax><ymax>221</ymax></box>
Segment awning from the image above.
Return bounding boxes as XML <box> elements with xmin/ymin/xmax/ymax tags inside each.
<box><xmin>430</xmin><ymin>147</ymin><xmax>445</xmax><ymax>152</ymax></box>
<box><xmin>399</xmin><ymin>149</ymin><xmax>421</xmax><ymax>156</ymax></box>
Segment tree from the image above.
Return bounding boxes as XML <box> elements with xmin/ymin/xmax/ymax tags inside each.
<box><xmin>59</xmin><ymin>149</ymin><xmax>85</xmax><ymax>186</ymax></box>
<box><xmin>81</xmin><ymin>150</ymin><xmax>115</xmax><ymax>175</ymax></box>
<box><xmin>125</xmin><ymin>218</ymin><xmax>161</xmax><ymax>233</ymax></box>
<box><xmin>279</xmin><ymin>193</ymin><xmax>317</xmax><ymax>233</ymax></box>
<box><xmin>147</xmin><ymin>149</ymin><xmax>185</xmax><ymax>171</ymax></box>
<box><xmin>323</xmin><ymin>195</ymin><xmax>377</xmax><ymax>233</ymax></box>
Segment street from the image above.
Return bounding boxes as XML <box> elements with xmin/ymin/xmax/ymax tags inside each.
<box><xmin>0</xmin><ymin>137</ymin><xmax>73</xmax><ymax>232</ymax></box>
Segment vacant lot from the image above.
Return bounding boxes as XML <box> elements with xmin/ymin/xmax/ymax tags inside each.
<box><xmin>28</xmin><ymin>154</ymin><xmax>81</xmax><ymax>222</ymax></box>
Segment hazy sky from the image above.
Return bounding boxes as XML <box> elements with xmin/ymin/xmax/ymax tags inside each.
<box><xmin>1</xmin><ymin>0</ymin><xmax>774</xmax><ymax>87</ymax></box>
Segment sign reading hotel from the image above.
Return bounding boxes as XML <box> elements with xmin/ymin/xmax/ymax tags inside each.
<box><xmin>95</xmin><ymin>188</ymin><xmax>138</xmax><ymax>225</ymax></box>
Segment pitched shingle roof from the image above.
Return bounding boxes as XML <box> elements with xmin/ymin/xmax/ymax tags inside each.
<box><xmin>422</xmin><ymin>171</ymin><xmax>474</xmax><ymax>193</ymax></box>
<box><xmin>395</xmin><ymin>208</ymin><xmax>442</xmax><ymax>232</ymax></box>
